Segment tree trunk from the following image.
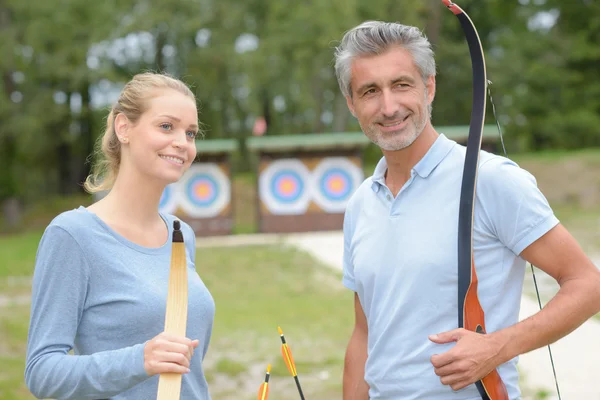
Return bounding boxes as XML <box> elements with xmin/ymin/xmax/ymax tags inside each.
<box><xmin>56</xmin><ymin>94</ymin><xmax>73</xmax><ymax>195</ymax></box>
<box><xmin>218</xmin><ymin>63</ymin><xmax>229</xmax><ymax>138</ymax></box>
<box><xmin>2</xmin><ymin>197</ymin><xmax>22</xmax><ymax>229</ymax></box>
<box><xmin>332</xmin><ymin>92</ymin><xmax>350</xmax><ymax>132</ymax></box>
<box><xmin>0</xmin><ymin>5</ymin><xmax>21</xmax><ymax>227</ymax></box>
<box><xmin>57</xmin><ymin>141</ymin><xmax>72</xmax><ymax>195</ymax></box>
<box><xmin>311</xmin><ymin>69</ymin><xmax>325</xmax><ymax>133</ymax></box>
<box><xmin>154</xmin><ymin>25</ymin><xmax>167</xmax><ymax>72</ymax></box>
<box><xmin>425</xmin><ymin>0</ymin><xmax>442</xmax><ymax>46</ymax></box>
<box><xmin>261</xmin><ymin>87</ymin><xmax>271</xmax><ymax>134</ymax></box>
<box><xmin>77</xmin><ymin>82</ymin><xmax>93</xmax><ymax>189</ymax></box>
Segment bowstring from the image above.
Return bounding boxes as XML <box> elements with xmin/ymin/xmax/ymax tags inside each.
<box><xmin>487</xmin><ymin>79</ymin><xmax>562</xmax><ymax>400</ymax></box>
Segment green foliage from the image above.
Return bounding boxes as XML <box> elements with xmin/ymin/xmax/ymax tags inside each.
<box><xmin>0</xmin><ymin>0</ymin><xmax>598</xmax><ymax>207</ymax></box>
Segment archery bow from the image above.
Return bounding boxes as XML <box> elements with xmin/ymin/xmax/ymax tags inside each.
<box><xmin>442</xmin><ymin>1</ymin><xmax>509</xmax><ymax>399</ymax></box>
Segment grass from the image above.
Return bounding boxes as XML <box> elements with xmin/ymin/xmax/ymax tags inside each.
<box><xmin>0</xmin><ymin>235</ymin><xmax>353</xmax><ymax>400</ymax></box>
<box><xmin>200</xmin><ymin>245</ymin><xmax>353</xmax><ymax>399</ymax></box>
<box><xmin>231</xmin><ymin>171</ymin><xmax>258</xmax><ymax>235</ymax></box>
<box><xmin>0</xmin><ymin>231</ymin><xmax>43</xmax><ymax>278</ymax></box>
<box><xmin>509</xmin><ymin>147</ymin><xmax>600</xmax><ymax>163</ymax></box>
<box><xmin>0</xmin><ymin>304</ymin><xmax>32</xmax><ymax>399</ymax></box>
<box><xmin>0</xmin><ymin>194</ymin><xmax>92</xmax><ymax>235</ymax></box>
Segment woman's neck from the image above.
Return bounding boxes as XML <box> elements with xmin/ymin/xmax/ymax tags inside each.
<box><xmin>89</xmin><ymin>167</ymin><xmax>166</xmax><ymax>232</ymax></box>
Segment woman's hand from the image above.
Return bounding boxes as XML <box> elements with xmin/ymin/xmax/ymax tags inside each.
<box><xmin>143</xmin><ymin>332</ymin><xmax>200</xmax><ymax>376</ymax></box>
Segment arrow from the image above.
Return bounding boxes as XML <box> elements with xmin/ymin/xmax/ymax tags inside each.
<box><xmin>258</xmin><ymin>364</ymin><xmax>271</xmax><ymax>400</ymax></box>
<box><xmin>278</xmin><ymin>326</ymin><xmax>306</xmax><ymax>400</ymax></box>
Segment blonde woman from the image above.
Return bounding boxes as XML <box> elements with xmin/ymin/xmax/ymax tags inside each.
<box><xmin>25</xmin><ymin>72</ymin><xmax>215</xmax><ymax>399</ymax></box>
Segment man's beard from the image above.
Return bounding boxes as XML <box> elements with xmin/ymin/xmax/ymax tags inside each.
<box><xmin>363</xmin><ymin>106</ymin><xmax>428</xmax><ymax>151</ymax></box>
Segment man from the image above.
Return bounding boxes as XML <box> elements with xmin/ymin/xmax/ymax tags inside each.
<box><xmin>334</xmin><ymin>21</ymin><xmax>600</xmax><ymax>400</ymax></box>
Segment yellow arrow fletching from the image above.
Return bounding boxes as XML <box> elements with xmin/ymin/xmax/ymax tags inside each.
<box><xmin>281</xmin><ymin>344</ymin><xmax>297</xmax><ymax>377</ymax></box>
<box><xmin>258</xmin><ymin>383</ymin><xmax>269</xmax><ymax>400</ymax></box>
<box><xmin>258</xmin><ymin>364</ymin><xmax>271</xmax><ymax>400</ymax></box>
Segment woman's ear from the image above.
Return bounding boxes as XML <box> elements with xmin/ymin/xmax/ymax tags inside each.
<box><xmin>114</xmin><ymin>113</ymin><xmax>130</xmax><ymax>143</ymax></box>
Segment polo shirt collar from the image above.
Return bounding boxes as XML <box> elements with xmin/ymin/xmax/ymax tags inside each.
<box><xmin>370</xmin><ymin>134</ymin><xmax>456</xmax><ymax>192</ymax></box>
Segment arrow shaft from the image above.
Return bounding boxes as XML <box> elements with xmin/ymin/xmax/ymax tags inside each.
<box><xmin>293</xmin><ymin>376</ymin><xmax>305</xmax><ymax>400</ymax></box>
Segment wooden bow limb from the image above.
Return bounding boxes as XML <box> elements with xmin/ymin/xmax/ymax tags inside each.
<box><xmin>157</xmin><ymin>220</ymin><xmax>188</xmax><ymax>399</ymax></box>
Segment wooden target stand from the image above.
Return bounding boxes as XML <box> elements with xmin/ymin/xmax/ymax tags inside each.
<box><xmin>247</xmin><ymin>132</ymin><xmax>371</xmax><ymax>233</ymax></box>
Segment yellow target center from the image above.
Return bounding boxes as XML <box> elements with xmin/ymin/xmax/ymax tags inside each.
<box><xmin>280</xmin><ymin>179</ymin><xmax>295</xmax><ymax>194</ymax></box>
<box><xmin>329</xmin><ymin>177</ymin><xmax>344</xmax><ymax>192</ymax></box>
<box><xmin>195</xmin><ymin>183</ymin><xmax>210</xmax><ymax>198</ymax></box>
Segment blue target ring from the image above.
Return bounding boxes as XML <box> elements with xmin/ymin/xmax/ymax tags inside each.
<box><xmin>185</xmin><ymin>174</ymin><xmax>219</xmax><ymax>207</ymax></box>
<box><xmin>319</xmin><ymin>168</ymin><xmax>353</xmax><ymax>201</ymax></box>
<box><xmin>159</xmin><ymin>183</ymin><xmax>178</xmax><ymax>214</ymax></box>
<box><xmin>311</xmin><ymin>157</ymin><xmax>364</xmax><ymax>213</ymax></box>
<box><xmin>178</xmin><ymin>164</ymin><xmax>231</xmax><ymax>218</ymax></box>
<box><xmin>159</xmin><ymin>185</ymin><xmax>171</xmax><ymax>209</ymax></box>
<box><xmin>270</xmin><ymin>170</ymin><xmax>304</xmax><ymax>203</ymax></box>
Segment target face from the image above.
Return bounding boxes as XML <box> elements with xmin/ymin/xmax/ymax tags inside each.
<box><xmin>159</xmin><ymin>183</ymin><xmax>179</xmax><ymax>214</ymax></box>
<box><xmin>312</xmin><ymin>158</ymin><xmax>364</xmax><ymax>213</ymax></box>
<box><xmin>178</xmin><ymin>164</ymin><xmax>231</xmax><ymax>218</ymax></box>
<box><xmin>259</xmin><ymin>159</ymin><xmax>312</xmax><ymax>215</ymax></box>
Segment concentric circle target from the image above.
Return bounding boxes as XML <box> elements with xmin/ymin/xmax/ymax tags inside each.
<box><xmin>177</xmin><ymin>164</ymin><xmax>231</xmax><ymax>218</ymax></box>
<box><xmin>259</xmin><ymin>159</ymin><xmax>312</xmax><ymax>215</ymax></box>
<box><xmin>311</xmin><ymin>158</ymin><xmax>363</xmax><ymax>213</ymax></box>
<box><xmin>159</xmin><ymin>183</ymin><xmax>179</xmax><ymax>214</ymax></box>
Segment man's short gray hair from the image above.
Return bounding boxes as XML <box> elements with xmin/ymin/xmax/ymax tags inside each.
<box><xmin>334</xmin><ymin>21</ymin><xmax>436</xmax><ymax>99</ymax></box>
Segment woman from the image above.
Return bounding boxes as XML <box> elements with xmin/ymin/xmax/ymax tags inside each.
<box><xmin>25</xmin><ymin>72</ymin><xmax>215</xmax><ymax>399</ymax></box>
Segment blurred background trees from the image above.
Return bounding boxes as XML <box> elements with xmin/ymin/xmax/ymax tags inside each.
<box><xmin>1</xmin><ymin>0</ymin><xmax>598</xmax><ymax>224</ymax></box>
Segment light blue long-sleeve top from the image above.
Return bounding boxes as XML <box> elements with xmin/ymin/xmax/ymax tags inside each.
<box><xmin>25</xmin><ymin>206</ymin><xmax>215</xmax><ymax>399</ymax></box>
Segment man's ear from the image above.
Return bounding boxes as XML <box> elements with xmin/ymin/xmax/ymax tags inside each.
<box><xmin>345</xmin><ymin>95</ymin><xmax>357</xmax><ymax>118</ymax></box>
<box><xmin>426</xmin><ymin>75</ymin><xmax>436</xmax><ymax>105</ymax></box>
<box><xmin>114</xmin><ymin>113</ymin><xmax>130</xmax><ymax>144</ymax></box>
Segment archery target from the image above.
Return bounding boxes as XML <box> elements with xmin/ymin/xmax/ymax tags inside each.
<box><xmin>259</xmin><ymin>159</ymin><xmax>312</xmax><ymax>215</ymax></box>
<box><xmin>159</xmin><ymin>183</ymin><xmax>179</xmax><ymax>214</ymax></box>
<box><xmin>311</xmin><ymin>158</ymin><xmax>363</xmax><ymax>213</ymax></box>
<box><xmin>177</xmin><ymin>164</ymin><xmax>230</xmax><ymax>218</ymax></box>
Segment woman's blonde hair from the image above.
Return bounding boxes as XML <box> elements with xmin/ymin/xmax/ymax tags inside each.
<box><xmin>84</xmin><ymin>72</ymin><xmax>196</xmax><ymax>193</ymax></box>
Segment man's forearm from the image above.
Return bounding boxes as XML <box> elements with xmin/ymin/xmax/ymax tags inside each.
<box><xmin>493</xmin><ymin>275</ymin><xmax>600</xmax><ymax>365</ymax></box>
<box><xmin>343</xmin><ymin>329</ymin><xmax>369</xmax><ymax>400</ymax></box>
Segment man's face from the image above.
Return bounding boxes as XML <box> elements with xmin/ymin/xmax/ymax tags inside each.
<box><xmin>346</xmin><ymin>46</ymin><xmax>435</xmax><ymax>151</ymax></box>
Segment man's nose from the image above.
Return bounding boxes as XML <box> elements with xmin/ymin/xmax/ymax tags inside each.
<box><xmin>380</xmin><ymin>90</ymin><xmax>398</xmax><ymax>118</ymax></box>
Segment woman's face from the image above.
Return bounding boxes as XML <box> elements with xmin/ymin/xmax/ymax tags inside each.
<box><xmin>118</xmin><ymin>89</ymin><xmax>199</xmax><ymax>185</ymax></box>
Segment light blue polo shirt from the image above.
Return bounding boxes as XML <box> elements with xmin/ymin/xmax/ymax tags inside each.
<box><xmin>342</xmin><ymin>134</ymin><xmax>559</xmax><ymax>400</ymax></box>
